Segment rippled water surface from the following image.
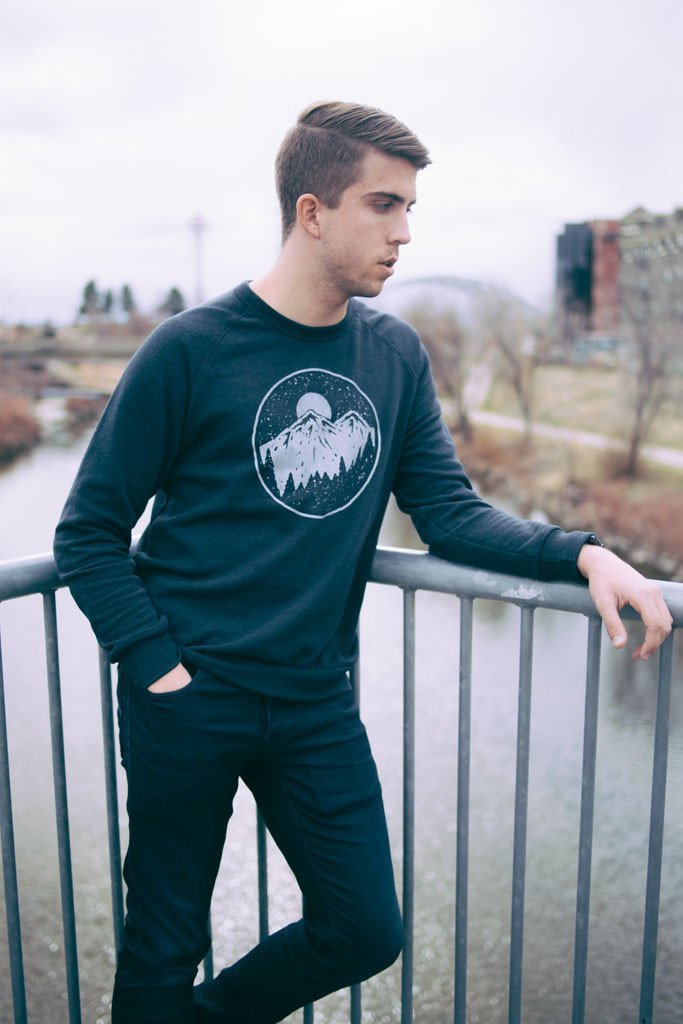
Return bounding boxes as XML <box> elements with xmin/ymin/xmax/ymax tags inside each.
<box><xmin>1</xmin><ymin>424</ymin><xmax>681</xmax><ymax>1023</ymax></box>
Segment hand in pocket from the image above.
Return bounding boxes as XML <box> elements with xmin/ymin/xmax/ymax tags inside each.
<box><xmin>147</xmin><ymin>663</ymin><xmax>192</xmax><ymax>694</ymax></box>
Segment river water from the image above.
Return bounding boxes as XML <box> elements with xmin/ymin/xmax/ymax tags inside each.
<box><xmin>0</xmin><ymin>414</ymin><xmax>681</xmax><ymax>1024</ymax></box>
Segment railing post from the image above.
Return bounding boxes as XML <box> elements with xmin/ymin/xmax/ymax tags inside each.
<box><xmin>508</xmin><ymin>606</ymin><xmax>534</xmax><ymax>1024</ymax></box>
<box><xmin>97</xmin><ymin>647</ymin><xmax>124</xmax><ymax>948</ymax></box>
<box><xmin>43</xmin><ymin>590</ymin><xmax>82</xmax><ymax>1023</ymax></box>
<box><xmin>257</xmin><ymin>809</ymin><xmax>269</xmax><ymax>943</ymax></box>
<box><xmin>571</xmin><ymin>616</ymin><xmax>602</xmax><ymax>1024</ymax></box>
<box><xmin>454</xmin><ymin>596</ymin><xmax>473</xmax><ymax>1024</ymax></box>
<box><xmin>401</xmin><ymin>589</ymin><xmax>417</xmax><ymax>1024</ymax></box>
<box><xmin>201</xmin><ymin>915</ymin><xmax>214</xmax><ymax>984</ymax></box>
<box><xmin>0</xmin><ymin>622</ymin><xmax>28</xmax><ymax>1024</ymax></box>
<box><xmin>0</xmin><ymin>549</ymin><xmax>680</xmax><ymax>1024</ymax></box>
<box><xmin>639</xmin><ymin>629</ymin><xmax>675</xmax><ymax>1024</ymax></box>
<box><xmin>350</xmin><ymin>638</ymin><xmax>362</xmax><ymax>1024</ymax></box>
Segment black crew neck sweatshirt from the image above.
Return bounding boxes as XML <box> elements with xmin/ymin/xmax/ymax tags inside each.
<box><xmin>54</xmin><ymin>282</ymin><xmax>593</xmax><ymax>698</ymax></box>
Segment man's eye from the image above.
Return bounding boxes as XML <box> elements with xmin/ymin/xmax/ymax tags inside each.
<box><xmin>374</xmin><ymin>202</ymin><xmax>392</xmax><ymax>212</ymax></box>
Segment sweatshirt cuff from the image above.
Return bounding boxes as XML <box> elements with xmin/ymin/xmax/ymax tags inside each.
<box><xmin>118</xmin><ymin>633</ymin><xmax>182</xmax><ymax>690</ymax></box>
<box><xmin>538</xmin><ymin>528</ymin><xmax>596</xmax><ymax>583</ymax></box>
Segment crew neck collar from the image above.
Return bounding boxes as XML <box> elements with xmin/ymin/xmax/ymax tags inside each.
<box><xmin>235</xmin><ymin>281</ymin><xmax>353</xmax><ymax>342</ymax></box>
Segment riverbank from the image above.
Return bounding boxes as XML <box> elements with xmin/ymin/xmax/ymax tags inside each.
<box><xmin>455</xmin><ymin>427</ymin><xmax>683</xmax><ymax>582</ymax></box>
<box><xmin>0</xmin><ymin>397</ymin><xmax>42</xmax><ymax>464</ymax></box>
<box><xmin>2</xmin><ymin>351</ymin><xmax>680</xmax><ymax>582</ymax></box>
<box><xmin>0</xmin><ymin>354</ymin><xmax>109</xmax><ymax>464</ymax></box>
<box><xmin>0</xmin><ymin>353</ymin><xmax>55</xmax><ymax>462</ymax></box>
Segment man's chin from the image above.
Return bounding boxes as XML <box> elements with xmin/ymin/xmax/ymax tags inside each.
<box><xmin>350</xmin><ymin>279</ymin><xmax>385</xmax><ymax>300</ymax></box>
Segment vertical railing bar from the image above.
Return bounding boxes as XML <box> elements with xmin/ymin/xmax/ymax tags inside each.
<box><xmin>203</xmin><ymin>915</ymin><xmax>214</xmax><ymax>982</ymax></box>
<box><xmin>350</xmin><ymin>628</ymin><xmax>362</xmax><ymax>1024</ymax></box>
<box><xmin>639</xmin><ymin>629</ymin><xmax>675</xmax><ymax>1024</ymax></box>
<box><xmin>351</xmin><ymin>626</ymin><xmax>361</xmax><ymax>704</ymax></box>
<box><xmin>508</xmin><ymin>606</ymin><xmax>534</xmax><ymax>1024</ymax></box>
<box><xmin>0</xmin><ymin>621</ymin><xmax>28</xmax><ymax>1024</ymax></box>
<box><xmin>97</xmin><ymin>647</ymin><xmax>124</xmax><ymax>946</ymax></box>
<box><xmin>454</xmin><ymin>596</ymin><xmax>473</xmax><ymax>1024</ymax></box>
<box><xmin>303</xmin><ymin>1001</ymin><xmax>314</xmax><ymax>1023</ymax></box>
<box><xmin>257</xmin><ymin>809</ymin><xmax>269</xmax><ymax>942</ymax></box>
<box><xmin>571</xmin><ymin>616</ymin><xmax>602</xmax><ymax>1024</ymax></box>
<box><xmin>43</xmin><ymin>590</ymin><xmax>82</xmax><ymax>1024</ymax></box>
<box><xmin>350</xmin><ymin>983</ymin><xmax>362</xmax><ymax>1024</ymax></box>
<box><xmin>401</xmin><ymin>588</ymin><xmax>416</xmax><ymax>1024</ymax></box>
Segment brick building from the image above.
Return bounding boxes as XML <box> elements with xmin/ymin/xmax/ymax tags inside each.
<box><xmin>589</xmin><ymin>219</ymin><xmax>620</xmax><ymax>332</ymax></box>
<box><xmin>619</xmin><ymin>206</ymin><xmax>683</xmax><ymax>323</ymax></box>
<box><xmin>555</xmin><ymin>206</ymin><xmax>683</xmax><ymax>348</ymax></box>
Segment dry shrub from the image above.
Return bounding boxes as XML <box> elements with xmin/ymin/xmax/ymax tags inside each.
<box><xmin>0</xmin><ymin>395</ymin><xmax>41</xmax><ymax>462</ymax></box>
<box><xmin>453</xmin><ymin>427</ymin><xmax>683</xmax><ymax>579</ymax></box>
<box><xmin>457</xmin><ymin>429</ymin><xmax>533</xmax><ymax>478</ymax></box>
<box><xmin>65</xmin><ymin>395</ymin><xmax>108</xmax><ymax>428</ymax></box>
<box><xmin>582</xmin><ymin>481</ymin><xmax>683</xmax><ymax>556</ymax></box>
<box><xmin>593</xmin><ymin>448</ymin><xmax>630</xmax><ymax>481</ymax></box>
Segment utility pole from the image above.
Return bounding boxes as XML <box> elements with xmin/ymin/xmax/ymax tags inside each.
<box><xmin>189</xmin><ymin>213</ymin><xmax>208</xmax><ymax>306</ymax></box>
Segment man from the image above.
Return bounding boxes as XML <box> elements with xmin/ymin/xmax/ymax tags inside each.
<box><xmin>54</xmin><ymin>101</ymin><xmax>672</xmax><ymax>1023</ymax></box>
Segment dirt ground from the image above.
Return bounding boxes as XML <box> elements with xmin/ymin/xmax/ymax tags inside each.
<box><xmin>483</xmin><ymin>363</ymin><xmax>683</xmax><ymax>451</ymax></box>
<box><xmin>455</xmin><ymin>427</ymin><xmax>683</xmax><ymax>581</ymax></box>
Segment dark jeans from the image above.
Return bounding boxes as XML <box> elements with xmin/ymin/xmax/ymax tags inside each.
<box><xmin>112</xmin><ymin>670</ymin><xmax>403</xmax><ymax>1023</ymax></box>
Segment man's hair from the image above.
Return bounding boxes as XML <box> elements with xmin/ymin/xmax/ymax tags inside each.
<box><xmin>275</xmin><ymin>101</ymin><xmax>431</xmax><ymax>241</ymax></box>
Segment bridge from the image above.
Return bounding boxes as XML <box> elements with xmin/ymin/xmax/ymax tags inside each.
<box><xmin>0</xmin><ymin>547</ymin><xmax>681</xmax><ymax>1023</ymax></box>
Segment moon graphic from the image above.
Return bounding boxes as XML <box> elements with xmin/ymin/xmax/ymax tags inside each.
<box><xmin>296</xmin><ymin>392</ymin><xmax>332</xmax><ymax>419</ymax></box>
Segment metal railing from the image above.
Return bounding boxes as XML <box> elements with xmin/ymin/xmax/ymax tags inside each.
<box><xmin>0</xmin><ymin>547</ymin><xmax>681</xmax><ymax>1024</ymax></box>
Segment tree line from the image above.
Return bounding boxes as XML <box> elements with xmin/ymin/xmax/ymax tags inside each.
<box><xmin>404</xmin><ymin>278</ymin><xmax>682</xmax><ymax>478</ymax></box>
<box><xmin>76</xmin><ymin>276</ymin><xmax>680</xmax><ymax>478</ymax></box>
<box><xmin>78</xmin><ymin>281</ymin><xmax>187</xmax><ymax>321</ymax></box>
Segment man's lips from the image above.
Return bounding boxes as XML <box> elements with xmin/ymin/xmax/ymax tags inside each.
<box><xmin>377</xmin><ymin>254</ymin><xmax>398</xmax><ymax>278</ymax></box>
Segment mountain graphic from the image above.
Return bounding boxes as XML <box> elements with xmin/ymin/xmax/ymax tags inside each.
<box><xmin>260</xmin><ymin>408</ymin><xmax>376</xmax><ymax>496</ymax></box>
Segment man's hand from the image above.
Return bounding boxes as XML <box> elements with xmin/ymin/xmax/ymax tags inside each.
<box><xmin>147</xmin><ymin>663</ymin><xmax>192</xmax><ymax>694</ymax></box>
<box><xmin>577</xmin><ymin>544</ymin><xmax>672</xmax><ymax>661</ymax></box>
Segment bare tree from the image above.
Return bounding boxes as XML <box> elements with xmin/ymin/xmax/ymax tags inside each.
<box><xmin>619</xmin><ymin>272</ymin><xmax>681</xmax><ymax>475</ymax></box>
<box><xmin>473</xmin><ymin>289</ymin><xmax>540</xmax><ymax>447</ymax></box>
<box><xmin>402</xmin><ymin>301</ymin><xmax>473</xmax><ymax>438</ymax></box>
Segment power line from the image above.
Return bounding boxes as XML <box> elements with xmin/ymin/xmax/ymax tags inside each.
<box><xmin>188</xmin><ymin>213</ymin><xmax>208</xmax><ymax>305</ymax></box>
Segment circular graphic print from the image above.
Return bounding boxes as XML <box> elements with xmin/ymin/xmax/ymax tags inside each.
<box><xmin>252</xmin><ymin>368</ymin><xmax>381</xmax><ymax>519</ymax></box>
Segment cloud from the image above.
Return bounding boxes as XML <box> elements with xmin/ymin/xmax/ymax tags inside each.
<box><xmin>2</xmin><ymin>0</ymin><xmax>683</xmax><ymax>322</ymax></box>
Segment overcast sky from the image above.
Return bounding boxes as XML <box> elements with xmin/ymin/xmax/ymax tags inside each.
<box><xmin>2</xmin><ymin>0</ymin><xmax>682</xmax><ymax>324</ymax></box>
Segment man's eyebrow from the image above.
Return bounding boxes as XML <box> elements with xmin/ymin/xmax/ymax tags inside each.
<box><xmin>364</xmin><ymin>190</ymin><xmax>417</xmax><ymax>207</ymax></box>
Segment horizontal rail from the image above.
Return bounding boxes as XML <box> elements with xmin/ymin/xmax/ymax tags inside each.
<box><xmin>370</xmin><ymin>548</ymin><xmax>683</xmax><ymax>623</ymax></box>
<box><xmin>1</xmin><ymin>545</ymin><xmax>681</xmax><ymax>1024</ymax></box>
<box><xmin>2</xmin><ymin>546</ymin><xmax>683</xmax><ymax>625</ymax></box>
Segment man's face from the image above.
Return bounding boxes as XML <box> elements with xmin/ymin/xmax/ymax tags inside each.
<box><xmin>315</xmin><ymin>149</ymin><xmax>417</xmax><ymax>301</ymax></box>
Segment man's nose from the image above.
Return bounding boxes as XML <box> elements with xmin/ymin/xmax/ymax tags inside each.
<box><xmin>391</xmin><ymin>211</ymin><xmax>411</xmax><ymax>246</ymax></box>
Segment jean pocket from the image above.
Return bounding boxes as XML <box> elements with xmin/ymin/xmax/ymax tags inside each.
<box><xmin>144</xmin><ymin>668</ymin><xmax>205</xmax><ymax>702</ymax></box>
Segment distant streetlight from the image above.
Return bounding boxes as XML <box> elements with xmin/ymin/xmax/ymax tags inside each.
<box><xmin>189</xmin><ymin>213</ymin><xmax>208</xmax><ymax>306</ymax></box>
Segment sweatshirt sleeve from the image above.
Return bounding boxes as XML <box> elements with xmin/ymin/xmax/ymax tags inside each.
<box><xmin>392</xmin><ymin>345</ymin><xmax>593</xmax><ymax>583</ymax></box>
<box><xmin>53</xmin><ymin>318</ymin><xmax>196</xmax><ymax>687</ymax></box>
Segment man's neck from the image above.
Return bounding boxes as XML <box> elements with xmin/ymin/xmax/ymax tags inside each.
<box><xmin>250</xmin><ymin>248</ymin><xmax>348</xmax><ymax>328</ymax></box>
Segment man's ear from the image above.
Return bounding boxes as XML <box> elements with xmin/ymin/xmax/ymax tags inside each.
<box><xmin>296</xmin><ymin>193</ymin><xmax>322</xmax><ymax>239</ymax></box>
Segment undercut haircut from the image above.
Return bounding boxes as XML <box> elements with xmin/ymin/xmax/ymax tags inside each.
<box><xmin>276</xmin><ymin>101</ymin><xmax>431</xmax><ymax>241</ymax></box>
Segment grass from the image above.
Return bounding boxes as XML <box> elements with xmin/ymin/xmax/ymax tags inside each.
<box><xmin>482</xmin><ymin>363</ymin><xmax>683</xmax><ymax>450</ymax></box>
<box><xmin>454</xmin><ymin>426</ymin><xmax>683</xmax><ymax>581</ymax></box>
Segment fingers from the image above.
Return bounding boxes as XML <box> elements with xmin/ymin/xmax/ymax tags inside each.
<box><xmin>623</xmin><ymin>586</ymin><xmax>673</xmax><ymax>661</ymax></box>
<box><xmin>598</xmin><ymin>604</ymin><xmax>627</xmax><ymax>650</ymax></box>
<box><xmin>593</xmin><ymin>578</ymin><xmax>672</xmax><ymax>661</ymax></box>
<box><xmin>632</xmin><ymin>626</ymin><xmax>667</xmax><ymax>661</ymax></box>
<box><xmin>584</xmin><ymin>550</ymin><xmax>673</xmax><ymax>661</ymax></box>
